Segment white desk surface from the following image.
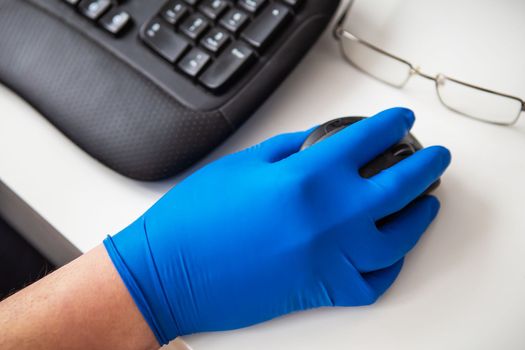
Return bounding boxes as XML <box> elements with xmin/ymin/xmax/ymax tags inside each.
<box><xmin>1</xmin><ymin>0</ymin><xmax>525</xmax><ymax>349</ymax></box>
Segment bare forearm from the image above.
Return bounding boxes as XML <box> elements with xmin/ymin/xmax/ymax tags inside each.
<box><xmin>0</xmin><ymin>245</ymin><xmax>158</xmax><ymax>350</ymax></box>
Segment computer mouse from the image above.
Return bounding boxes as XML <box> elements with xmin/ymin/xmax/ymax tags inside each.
<box><xmin>301</xmin><ymin>117</ymin><xmax>440</xmax><ymax>193</ymax></box>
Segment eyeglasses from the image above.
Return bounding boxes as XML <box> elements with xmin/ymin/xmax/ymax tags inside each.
<box><xmin>333</xmin><ymin>1</ymin><xmax>525</xmax><ymax>126</ymax></box>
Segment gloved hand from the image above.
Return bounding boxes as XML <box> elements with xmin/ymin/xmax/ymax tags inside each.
<box><xmin>104</xmin><ymin>107</ymin><xmax>451</xmax><ymax>345</ymax></box>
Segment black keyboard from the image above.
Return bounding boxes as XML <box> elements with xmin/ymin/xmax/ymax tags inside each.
<box><xmin>65</xmin><ymin>0</ymin><xmax>304</xmax><ymax>92</ymax></box>
<box><xmin>0</xmin><ymin>0</ymin><xmax>340</xmax><ymax>180</ymax></box>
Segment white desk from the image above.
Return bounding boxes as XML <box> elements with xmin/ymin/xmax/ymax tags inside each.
<box><xmin>1</xmin><ymin>0</ymin><xmax>525</xmax><ymax>349</ymax></box>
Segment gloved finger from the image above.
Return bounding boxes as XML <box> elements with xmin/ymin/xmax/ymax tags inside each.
<box><xmin>368</xmin><ymin>146</ymin><xmax>451</xmax><ymax>220</ymax></box>
<box><xmin>352</xmin><ymin>196</ymin><xmax>439</xmax><ymax>273</ymax></box>
<box><xmin>328</xmin><ymin>257</ymin><xmax>404</xmax><ymax>306</ymax></box>
<box><xmin>256</xmin><ymin>128</ymin><xmax>315</xmax><ymax>163</ymax></box>
<box><xmin>295</xmin><ymin>108</ymin><xmax>415</xmax><ymax>167</ymax></box>
<box><xmin>361</xmin><ymin>258</ymin><xmax>404</xmax><ymax>302</ymax></box>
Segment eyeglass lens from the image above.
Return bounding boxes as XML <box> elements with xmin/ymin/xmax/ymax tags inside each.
<box><xmin>436</xmin><ymin>77</ymin><xmax>522</xmax><ymax>125</ymax></box>
<box><xmin>341</xmin><ymin>36</ymin><xmax>411</xmax><ymax>88</ymax></box>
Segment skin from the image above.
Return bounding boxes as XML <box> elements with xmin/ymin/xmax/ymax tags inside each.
<box><xmin>0</xmin><ymin>245</ymin><xmax>159</xmax><ymax>350</ymax></box>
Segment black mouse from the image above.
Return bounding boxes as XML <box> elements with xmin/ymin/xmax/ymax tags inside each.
<box><xmin>301</xmin><ymin>117</ymin><xmax>440</xmax><ymax>193</ymax></box>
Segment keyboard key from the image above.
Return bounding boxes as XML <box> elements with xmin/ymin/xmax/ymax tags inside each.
<box><xmin>200</xmin><ymin>28</ymin><xmax>230</xmax><ymax>53</ymax></box>
<box><xmin>78</xmin><ymin>0</ymin><xmax>112</xmax><ymax>20</ymax></box>
<box><xmin>219</xmin><ymin>8</ymin><xmax>249</xmax><ymax>34</ymax></box>
<box><xmin>63</xmin><ymin>0</ymin><xmax>80</xmax><ymax>5</ymax></box>
<box><xmin>238</xmin><ymin>0</ymin><xmax>266</xmax><ymax>13</ymax></box>
<box><xmin>183</xmin><ymin>0</ymin><xmax>199</xmax><ymax>5</ymax></box>
<box><xmin>100</xmin><ymin>9</ymin><xmax>132</xmax><ymax>36</ymax></box>
<box><xmin>178</xmin><ymin>48</ymin><xmax>211</xmax><ymax>77</ymax></box>
<box><xmin>241</xmin><ymin>3</ymin><xmax>290</xmax><ymax>49</ymax></box>
<box><xmin>281</xmin><ymin>0</ymin><xmax>303</xmax><ymax>9</ymax></box>
<box><xmin>180</xmin><ymin>13</ymin><xmax>210</xmax><ymax>40</ymax></box>
<box><xmin>199</xmin><ymin>41</ymin><xmax>255</xmax><ymax>91</ymax></box>
<box><xmin>141</xmin><ymin>19</ymin><xmax>190</xmax><ymax>63</ymax></box>
<box><xmin>199</xmin><ymin>0</ymin><xmax>230</xmax><ymax>21</ymax></box>
<box><xmin>160</xmin><ymin>1</ymin><xmax>189</xmax><ymax>26</ymax></box>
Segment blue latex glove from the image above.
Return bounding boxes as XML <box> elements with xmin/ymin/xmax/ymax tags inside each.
<box><xmin>104</xmin><ymin>107</ymin><xmax>451</xmax><ymax>345</ymax></box>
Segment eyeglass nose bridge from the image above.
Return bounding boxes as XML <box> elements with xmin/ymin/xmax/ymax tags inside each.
<box><xmin>410</xmin><ymin>66</ymin><xmax>439</xmax><ymax>82</ymax></box>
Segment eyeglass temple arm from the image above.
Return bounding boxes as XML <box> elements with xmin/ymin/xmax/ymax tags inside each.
<box><xmin>333</xmin><ymin>0</ymin><xmax>355</xmax><ymax>40</ymax></box>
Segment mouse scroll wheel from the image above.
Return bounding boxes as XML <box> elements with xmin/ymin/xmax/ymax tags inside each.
<box><xmin>324</xmin><ymin>119</ymin><xmax>345</xmax><ymax>133</ymax></box>
<box><xmin>392</xmin><ymin>143</ymin><xmax>416</xmax><ymax>157</ymax></box>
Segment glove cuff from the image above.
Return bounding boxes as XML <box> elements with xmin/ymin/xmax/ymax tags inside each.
<box><xmin>103</xmin><ymin>217</ymin><xmax>181</xmax><ymax>345</ymax></box>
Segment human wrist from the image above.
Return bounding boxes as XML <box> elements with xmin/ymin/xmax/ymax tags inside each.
<box><xmin>104</xmin><ymin>218</ymin><xmax>182</xmax><ymax>345</ymax></box>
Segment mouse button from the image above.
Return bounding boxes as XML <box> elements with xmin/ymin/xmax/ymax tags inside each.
<box><xmin>322</xmin><ymin>116</ymin><xmax>367</xmax><ymax>138</ymax></box>
<box><xmin>324</xmin><ymin>116</ymin><xmax>365</xmax><ymax>132</ymax></box>
<box><xmin>358</xmin><ymin>165</ymin><xmax>379</xmax><ymax>179</ymax></box>
<box><xmin>358</xmin><ymin>153</ymin><xmax>392</xmax><ymax>179</ymax></box>
<box><xmin>323</xmin><ymin>124</ymin><xmax>346</xmax><ymax>135</ymax></box>
<box><xmin>392</xmin><ymin>143</ymin><xmax>416</xmax><ymax>157</ymax></box>
<box><xmin>323</xmin><ymin>118</ymin><xmax>349</xmax><ymax>133</ymax></box>
<box><xmin>325</xmin><ymin>118</ymin><xmax>344</xmax><ymax>129</ymax></box>
<box><xmin>404</xmin><ymin>133</ymin><xmax>423</xmax><ymax>150</ymax></box>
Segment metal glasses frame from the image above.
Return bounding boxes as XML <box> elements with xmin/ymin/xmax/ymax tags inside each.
<box><xmin>332</xmin><ymin>0</ymin><xmax>525</xmax><ymax>126</ymax></box>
